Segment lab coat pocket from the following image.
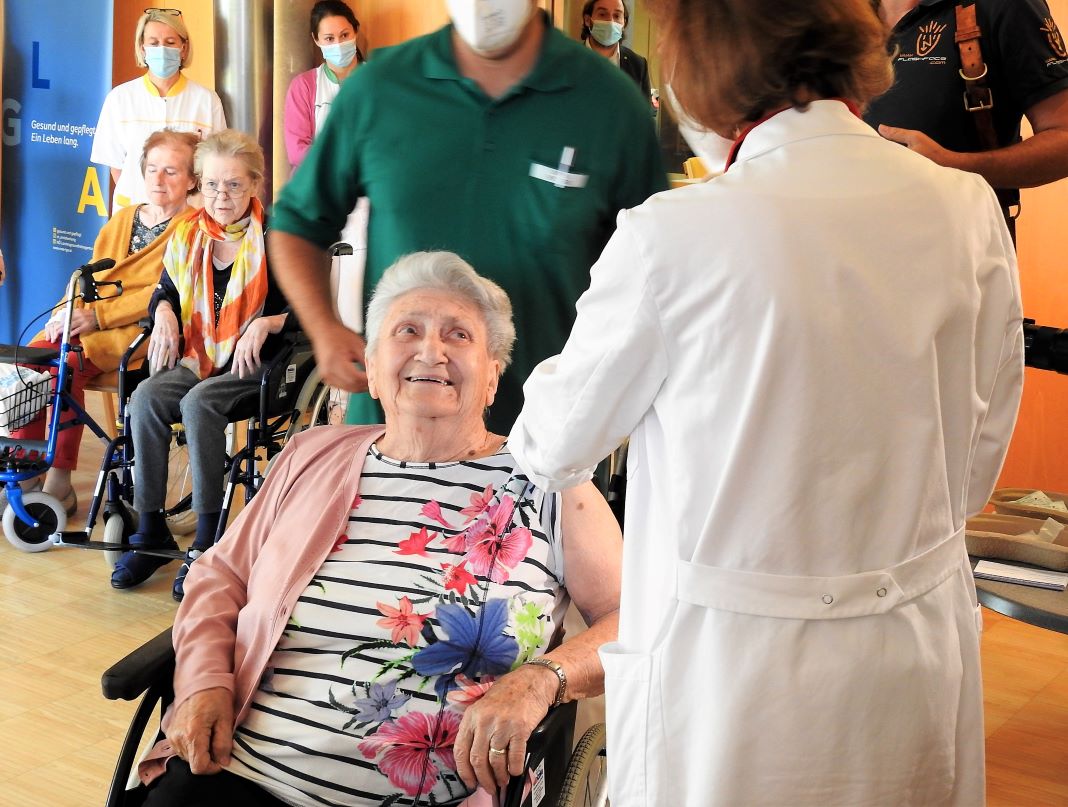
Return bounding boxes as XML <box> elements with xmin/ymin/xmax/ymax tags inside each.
<box><xmin>599</xmin><ymin>642</ymin><xmax>666</xmax><ymax>807</ymax></box>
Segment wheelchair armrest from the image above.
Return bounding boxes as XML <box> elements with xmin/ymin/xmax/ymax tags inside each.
<box><xmin>503</xmin><ymin>700</ymin><xmax>578</xmax><ymax>807</ymax></box>
<box><xmin>101</xmin><ymin>628</ymin><xmax>175</xmax><ymax>702</ymax></box>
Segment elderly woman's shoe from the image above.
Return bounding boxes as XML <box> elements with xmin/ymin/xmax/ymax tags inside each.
<box><xmin>171</xmin><ymin>546</ymin><xmax>207</xmax><ymax>603</ymax></box>
<box><xmin>110</xmin><ymin>532</ymin><xmax>180</xmax><ymax>590</ymax></box>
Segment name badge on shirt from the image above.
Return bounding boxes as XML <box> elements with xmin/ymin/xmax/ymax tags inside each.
<box><xmin>530</xmin><ymin>146</ymin><xmax>589</xmax><ymax>189</ymax></box>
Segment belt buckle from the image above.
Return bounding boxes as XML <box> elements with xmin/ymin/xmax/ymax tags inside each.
<box><xmin>962</xmin><ymin>87</ymin><xmax>993</xmax><ymax>112</ymax></box>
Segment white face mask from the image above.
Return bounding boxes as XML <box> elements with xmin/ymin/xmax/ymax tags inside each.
<box><xmin>665</xmin><ymin>84</ymin><xmax>734</xmax><ymax>172</ymax></box>
<box><xmin>446</xmin><ymin>0</ymin><xmax>535</xmax><ymax>56</ymax></box>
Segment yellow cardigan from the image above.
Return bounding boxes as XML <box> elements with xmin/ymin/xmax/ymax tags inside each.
<box><xmin>37</xmin><ymin>204</ymin><xmax>193</xmax><ymax>373</ymax></box>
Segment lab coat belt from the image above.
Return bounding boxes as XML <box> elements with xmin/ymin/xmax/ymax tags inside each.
<box><xmin>676</xmin><ymin>528</ymin><xmax>967</xmax><ymax>620</ymax></box>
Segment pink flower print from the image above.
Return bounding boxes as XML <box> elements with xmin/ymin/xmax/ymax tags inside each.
<box><xmin>331</xmin><ymin>533</ymin><xmax>349</xmax><ymax>553</ymax></box>
<box><xmin>460</xmin><ymin>484</ymin><xmax>494</xmax><ymax>522</ymax></box>
<box><xmin>464</xmin><ymin>526</ymin><xmax>533</xmax><ymax>584</ymax></box>
<box><xmin>421</xmin><ymin>499</ymin><xmax>453</xmax><ymax>529</ymax></box>
<box><xmin>395</xmin><ymin>526</ymin><xmax>435</xmax><ymax>557</ymax></box>
<box><xmin>358</xmin><ymin>710</ymin><xmax>462</xmax><ymax>797</ymax></box>
<box><xmin>442</xmin><ymin>531</ymin><xmax>469</xmax><ymax>554</ymax></box>
<box><xmin>440</xmin><ymin>561</ymin><xmax>478</xmax><ymax>596</ymax></box>
<box><xmin>351</xmin><ymin>494</ymin><xmax>363</xmax><ymax>510</ymax></box>
<box><xmin>376</xmin><ymin>597</ymin><xmax>430</xmax><ymax>647</ymax></box>
<box><xmin>446</xmin><ymin>674</ymin><xmax>496</xmax><ymax>711</ymax></box>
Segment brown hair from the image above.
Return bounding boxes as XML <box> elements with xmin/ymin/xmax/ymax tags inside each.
<box><xmin>652</xmin><ymin>0</ymin><xmax>893</xmax><ymax>134</ymax></box>
<box><xmin>138</xmin><ymin>129</ymin><xmax>199</xmax><ymax>177</ymax></box>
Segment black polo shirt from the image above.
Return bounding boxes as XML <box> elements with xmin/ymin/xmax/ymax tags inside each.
<box><xmin>865</xmin><ymin>0</ymin><xmax>1068</xmax><ymax>165</ymax></box>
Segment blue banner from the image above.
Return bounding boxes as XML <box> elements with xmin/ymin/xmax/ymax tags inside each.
<box><xmin>1</xmin><ymin>1</ymin><xmax>113</xmax><ymax>343</ymax></box>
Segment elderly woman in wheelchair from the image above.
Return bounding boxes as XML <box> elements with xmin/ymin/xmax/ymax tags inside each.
<box><xmin>111</xmin><ymin>129</ymin><xmax>290</xmax><ymax>598</ymax></box>
<box><xmin>131</xmin><ymin>251</ymin><xmax>622</xmax><ymax>806</ymax></box>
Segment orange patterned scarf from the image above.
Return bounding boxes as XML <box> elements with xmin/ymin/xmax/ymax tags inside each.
<box><xmin>163</xmin><ymin>198</ymin><xmax>268</xmax><ymax>379</ymax></box>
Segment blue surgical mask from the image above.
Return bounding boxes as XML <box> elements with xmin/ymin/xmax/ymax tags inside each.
<box><xmin>320</xmin><ymin>40</ymin><xmax>358</xmax><ymax>69</ymax></box>
<box><xmin>590</xmin><ymin>20</ymin><xmax>624</xmax><ymax>47</ymax></box>
<box><xmin>144</xmin><ymin>45</ymin><xmax>182</xmax><ymax>79</ymax></box>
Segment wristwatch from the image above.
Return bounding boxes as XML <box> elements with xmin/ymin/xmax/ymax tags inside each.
<box><xmin>525</xmin><ymin>657</ymin><xmax>568</xmax><ymax>708</ymax></box>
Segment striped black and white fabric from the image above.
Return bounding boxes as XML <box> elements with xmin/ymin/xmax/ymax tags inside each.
<box><xmin>227</xmin><ymin>443</ymin><xmax>568</xmax><ymax>806</ymax></box>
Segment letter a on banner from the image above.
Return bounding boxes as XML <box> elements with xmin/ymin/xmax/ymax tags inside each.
<box><xmin>78</xmin><ymin>167</ymin><xmax>108</xmax><ymax>217</ymax></box>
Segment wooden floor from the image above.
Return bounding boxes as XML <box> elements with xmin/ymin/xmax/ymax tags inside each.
<box><xmin>0</xmin><ymin>398</ymin><xmax>1067</xmax><ymax>805</ymax></box>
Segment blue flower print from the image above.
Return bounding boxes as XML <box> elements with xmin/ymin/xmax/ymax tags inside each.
<box><xmin>412</xmin><ymin>599</ymin><xmax>519</xmax><ymax>696</ymax></box>
<box><xmin>352</xmin><ymin>678</ymin><xmax>410</xmax><ymax>724</ymax></box>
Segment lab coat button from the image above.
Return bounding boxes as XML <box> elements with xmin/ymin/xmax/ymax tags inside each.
<box><xmin>822</xmin><ymin>594</ymin><xmax>834</xmax><ymax>605</ymax></box>
<box><xmin>876</xmin><ymin>587</ymin><xmax>888</xmax><ymax>598</ymax></box>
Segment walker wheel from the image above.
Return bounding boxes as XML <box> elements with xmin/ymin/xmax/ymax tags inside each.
<box><xmin>3</xmin><ymin>491</ymin><xmax>67</xmax><ymax>552</ymax></box>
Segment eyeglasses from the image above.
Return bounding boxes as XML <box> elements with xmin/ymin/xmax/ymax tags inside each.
<box><xmin>144</xmin><ymin>8</ymin><xmax>182</xmax><ymax>16</ymax></box>
<box><xmin>200</xmin><ymin>179</ymin><xmax>252</xmax><ymax>198</ymax></box>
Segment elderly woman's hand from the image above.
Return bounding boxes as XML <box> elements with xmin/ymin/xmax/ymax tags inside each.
<box><xmin>168</xmin><ymin>686</ymin><xmax>234</xmax><ymax>775</ymax></box>
<box><xmin>69</xmin><ymin>308</ymin><xmax>99</xmax><ymax>337</ymax></box>
<box><xmin>453</xmin><ymin>665</ymin><xmax>559</xmax><ymax>792</ymax></box>
<box><xmin>148</xmin><ymin>303</ymin><xmax>181</xmax><ymax>373</ymax></box>
<box><xmin>231</xmin><ymin>313</ymin><xmax>288</xmax><ymax>379</ymax></box>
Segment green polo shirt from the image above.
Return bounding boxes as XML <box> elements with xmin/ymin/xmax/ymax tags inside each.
<box><xmin>272</xmin><ymin>19</ymin><xmax>666</xmax><ymax>433</ymax></box>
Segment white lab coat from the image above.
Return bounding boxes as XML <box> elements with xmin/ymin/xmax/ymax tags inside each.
<box><xmin>509</xmin><ymin>101</ymin><xmax>1023</xmax><ymax>806</ymax></box>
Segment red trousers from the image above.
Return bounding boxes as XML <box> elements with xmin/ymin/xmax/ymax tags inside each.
<box><xmin>10</xmin><ymin>337</ymin><xmax>103</xmax><ymax>470</ymax></box>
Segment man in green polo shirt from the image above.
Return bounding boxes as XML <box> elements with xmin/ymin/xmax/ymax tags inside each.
<box><xmin>269</xmin><ymin>0</ymin><xmax>666</xmax><ymax>433</ymax></box>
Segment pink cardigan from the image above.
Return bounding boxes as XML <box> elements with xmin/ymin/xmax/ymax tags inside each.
<box><xmin>137</xmin><ymin>425</ymin><xmax>504</xmax><ymax>805</ymax></box>
<box><xmin>139</xmin><ymin>424</ymin><xmax>385</xmax><ymax>784</ymax></box>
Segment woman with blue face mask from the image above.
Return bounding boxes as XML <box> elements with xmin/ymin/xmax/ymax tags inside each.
<box><xmin>92</xmin><ymin>9</ymin><xmax>227</xmax><ymax>215</ymax></box>
<box><xmin>283</xmin><ymin>0</ymin><xmax>366</xmax><ymax>170</ymax></box>
<box><xmin>580</xmin><ymin>0</ymin><xmax>653</xmax><ymax>111</ymax></box>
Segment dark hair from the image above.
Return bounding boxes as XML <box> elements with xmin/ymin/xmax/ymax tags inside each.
<box><xmin>310</xmin><ymin>0</ymin><xmax>359</xmax><ymax>38</ymax></box>
<box><xmin>652</xmin><ymin>0</ymin><xmax>892</xmax><ymax>133</ymax></box>
<box><xmin>580</xmin><ymin>0</ymin><xmax>629</xmax><ymax>41</ymax></box>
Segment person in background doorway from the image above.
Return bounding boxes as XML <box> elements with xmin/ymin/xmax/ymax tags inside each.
<box><xmin>581</xmin><ymin>0</ymin><xmax>652</xmax><ymax>109</ymax></box>
<box><xmin>92</xmin><ymin>8</ymin><xmax>226</xmax><ymax>214</ymax></box>
<box><xmin>283</xmin><ymin>0</ymin><xmax>365</xmax><ymax>170</ymax></box>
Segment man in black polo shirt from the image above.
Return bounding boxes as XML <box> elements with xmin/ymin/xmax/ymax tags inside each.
<box><xmin>866</xmin><ymin>0</ymin><xmax>1068</xmax><ymax>231</ymax></box>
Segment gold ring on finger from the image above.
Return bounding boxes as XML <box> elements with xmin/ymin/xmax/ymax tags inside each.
<box><xmin>489</xmin><ymin>746</ymin><xmax>507</xmax><ymax>756</ymax></box>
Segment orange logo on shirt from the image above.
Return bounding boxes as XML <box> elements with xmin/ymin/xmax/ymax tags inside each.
<box><xmin>1043</xmin><ymin>17</ymin><xmax>1068</xmax><ymax>59</ymax></box>
<box><xmin>916</xmin><ymin>21</ymin><xmax>946</xmax><ymax>57</ymax></box>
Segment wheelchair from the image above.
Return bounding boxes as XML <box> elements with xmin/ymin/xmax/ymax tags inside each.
<box><xmin>55</xmin><ymin>312</ymin><xmax>330</xmax><ymax>567</ymax></box>
<box><xmin>101</xmin><ymin>629</ymin><xmax>609</xmax><ymax>807</ymax></box>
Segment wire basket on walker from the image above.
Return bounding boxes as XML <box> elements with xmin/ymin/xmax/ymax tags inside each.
<box><xmin>0</xmin><ymin>365</ymin><xmax>52</xmax><ymax>435</ymax></box>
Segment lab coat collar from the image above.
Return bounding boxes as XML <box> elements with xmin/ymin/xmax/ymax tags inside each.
<box><xmin>728</xmin><ymin>99</ymin><xmax>881</xmax><ymax>170</ymax></box>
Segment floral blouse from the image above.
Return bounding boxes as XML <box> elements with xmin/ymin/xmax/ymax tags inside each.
<box><xmin>226</xmin><ymin>443</ymin><xmax>568</xmax><ymax>806</ymax></box>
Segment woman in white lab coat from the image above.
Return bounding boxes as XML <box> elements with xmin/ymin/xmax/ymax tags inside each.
<box><xmin>508</xmin><ymin>0</ymin><xmax>1024</xmax><ymax>804</ymax></box>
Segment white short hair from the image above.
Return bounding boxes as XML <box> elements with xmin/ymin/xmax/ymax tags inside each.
<box><xmin>365</xmin><ymin>251</ymin><xmax>516</xmax><ymax>373</ymax></box>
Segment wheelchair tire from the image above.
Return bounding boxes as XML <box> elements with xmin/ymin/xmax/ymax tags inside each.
<box><xmin>280</xmin><ymin>369</ymin><xmax>331</xmax><ymax>446</ymax></box>
<box><xmin>2</xmin><ymin>491</ymin><xmax>66</xmax><ymax>552</ymax></box>
<box><xmin>557</xmin><ymin>723</ymin><xmax>608</xmax><ymax>807</ymax></box>
<box><xmin>102</xmin><ymin>512</ymin><xmax>129</xmax><ymax>568</ymax></box>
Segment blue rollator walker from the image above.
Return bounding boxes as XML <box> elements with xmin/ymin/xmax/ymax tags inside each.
<box><xmin>0</xmin><ymin>258</ymin><xmax>127</xmax><ymax>550</ymax></box>
<box><xmin>1</xmin><ymin>257</ymin><xmax>331</xmax><ymax>567</ymax></box>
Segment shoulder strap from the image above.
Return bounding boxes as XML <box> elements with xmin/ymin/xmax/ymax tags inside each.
<box><xmin>955</xmin><ymin>2</ymin><xmax>999</xmax><ymax>151</ymax></box>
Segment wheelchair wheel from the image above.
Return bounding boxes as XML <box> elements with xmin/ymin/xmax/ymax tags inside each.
<box><xmin>557</xmin><ymin>723</ymin><xmax>608</xmax><ymax>807</ymax></box>
<box><xmin>281</xmin><ymin>369</ymin><xmax>331</xmax><ymax>445</ymax></box>
<box><xmin>102</xmin><ymin>512</ymin><xmax>130</xmax><ymax>568</ymax></box>
<box><xmin>3</xmin><ymin>491</ymin><xmax>66</xmax><ymax>552</ymax></box>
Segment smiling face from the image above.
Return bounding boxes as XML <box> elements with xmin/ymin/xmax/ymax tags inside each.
<box><xmin>142</xmin><ymin>143</ymin><xmax>196</xmax><ymax>209</ymax></box>
<box><xmin>200</xmin><ymin>154</ymin><xmax>256</xmax><ymax>226</ymax></box>
<box><xmin>366</xmin><ymin>288</ymin><xmax>501</xmax><ymax>425</ymax></box>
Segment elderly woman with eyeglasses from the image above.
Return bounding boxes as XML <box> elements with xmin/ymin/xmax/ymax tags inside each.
<box><xmin>92</xmin><ymin>7</ymin><xmax>226</xmax><ymax>214</ymax></box>
<box><xmin>111</xmin><ymin>129</ymin><xmax>288</xmax><ymax>600</ymax></box>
